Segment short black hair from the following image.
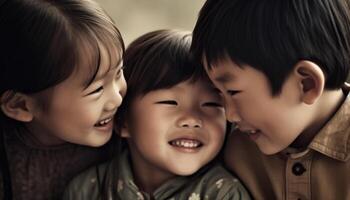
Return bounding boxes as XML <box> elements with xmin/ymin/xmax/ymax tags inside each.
<box><xmin>124</xmin><ymin>29</ymin><xmax>201</xmax><ymax>97</ymax></box>
<box><xmin>117</xmin><ymin>29</ymin><xmax>203</xmax><ymax>129</ymax></box>
<box><xmin>192</xmin><ymin>0</ymin><xmax>350</xmax><ymax>95</ymax></box>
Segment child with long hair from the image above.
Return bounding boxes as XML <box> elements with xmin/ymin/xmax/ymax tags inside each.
<box><xmin>64</xmin><ymin>29</ymin><xmax>250</xmax><ymax>200</ymax></box>
<box><xmin>0</xmin><ymin>0</ymin><xmax>126</xmax><ymax>199</ymax></box>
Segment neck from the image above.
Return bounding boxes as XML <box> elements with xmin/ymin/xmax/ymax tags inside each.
<box><xmin>291</xmin><ymin>88</ymin><xmax>346</xmax><ymax>148</ymax></box>
<box><xmin>24</xmin><ymin>122</ymin><xmax>66</xmax><ymax>146</ymax></box>
<box><xmin>129</xmin><ymin>149</ymin><xmax>175</xmax><ymax>194</ymax></box>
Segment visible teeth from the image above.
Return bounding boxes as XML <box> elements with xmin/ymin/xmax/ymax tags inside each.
<box><xmin>170</xmin><ymin>139</ymin><xmax>201</xmax><ymax>148</ymax></box>
<box><xmin>244</xmin><ymin>130</ymin><xmax>257</xmax><ymax>135</ymax></box>
<box><xmin>98</xmin><ymin>118</ymin><xmax>112</xmax><ymax>126</ymax></box>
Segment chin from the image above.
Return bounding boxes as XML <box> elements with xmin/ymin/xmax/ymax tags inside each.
<box><xmin>172</xmin><ymin>166</ymin><xmax>201</xmax><ymax>176</ymax></box>
<box><xmin>88</xmin><ymin>135</ymin><xmax>112</xmax><ymax>147</ymax></box>
<box><xmin>258</xmin><ymin>145</ymin><xmax>282</xmax><ymax>155</ymax></box>
<box><xmin>88</xmin><ymin>142</ymin><xmax>106</xmax><ymax>147</ymax></box>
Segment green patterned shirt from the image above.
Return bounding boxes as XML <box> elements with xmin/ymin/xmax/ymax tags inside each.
<box><xmin>64</xmin><ymin>150</ymin><xmax>250</xmax><ymax>200</ymax></box>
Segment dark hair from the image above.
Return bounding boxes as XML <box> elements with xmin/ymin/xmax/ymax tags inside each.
<box><xmin>100</xmin><ymin>29</ymin><xmax>204</xmax><ymax>200</ymax></box>
<box><xmin>120</xmin><ymin>29</ymin><xmax>203</xmax><ymax>126</ymax></box>
<box><xmin>191</xmin><ymin>0</ymin><xmax>350</xmax><ymax>95</ymax></box>
<box><xmin>0</xmin><ymin>0</ymin><xmax>124</xmax><ymax>199</ymax></box>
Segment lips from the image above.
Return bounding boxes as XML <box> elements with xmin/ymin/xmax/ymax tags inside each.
<box><xmin>169</xmin><ymin>138</ymin><xmax>203</xmax><ymax>148</ymax></box>
<box><xmin>94</xmin><ymin>117</ymin><xmax>112</xmax><ymax>127</ymax></box>
<box><xmin>239</xmin><ymin>129</ymin><xmax>261</xmax><ymax>141</ymax></box>
<box><xmin>235</xmin><ymin>124</ymin><xmax>261</xmax><ymax>141</ymax></box>
<box><xmin>242</xmin><ymin>129</ymin><xmax>258</xmax><ymax>135</ymax></box>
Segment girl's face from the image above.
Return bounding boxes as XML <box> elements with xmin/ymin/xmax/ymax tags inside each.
<box><xmin>122</xmin><ymin>77</ymin><xmax>226</xmax><ymax>184</ymax></box>
<box><xmin>26</xmin><ymin>46</ymin><xmax>127</xmax><ymax>147</ymax></box>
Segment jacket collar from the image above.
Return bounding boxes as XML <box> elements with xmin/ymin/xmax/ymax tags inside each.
<box><xmin>309</xmin><ymin>83</ymin><xmax>350</xmax><ymax>162</ymax></box>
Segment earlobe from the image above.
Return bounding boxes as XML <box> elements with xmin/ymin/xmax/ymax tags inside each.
<box><xmin>0</xmin><ymin>91</ymin><xmax>34</xmax><ymax>122</ymax></box>
<box><xmin>120</xmin><ymin>123</ymin><xmax>130</xmax><ymax>138</ymax></box>
<box><xmin>294</xmin><ymin>60</ymin><xmax>325</xmax><ymax>105</ymax></box>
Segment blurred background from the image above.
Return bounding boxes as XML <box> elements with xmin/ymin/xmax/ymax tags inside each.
<box><xmin>95</xmin><ymin>0</ymin><xmax>206</xmax><ymax>45</ymax></box>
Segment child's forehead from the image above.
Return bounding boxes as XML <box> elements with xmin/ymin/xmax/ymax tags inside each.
<box><xmin>159</xmin><ymin>78</ymin><xmax>218</xmax><ymax>95</ymax></box>
<box><xmin>75</xmin><ymin>42</ymin><xmax>123</xmax><ymax>87</ymax></box>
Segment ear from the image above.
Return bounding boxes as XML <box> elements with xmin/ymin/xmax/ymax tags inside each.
<box><xmin>0</xmin><ymin>91</ymin><xmax>34</xmax><ymax>122</ymax></box>
<box><xmin>119</xmin><ymin>122</ymin><xmax>131</xmax><ymax>138</ymax></box>
<box><xmin>293</xmin><ymin>60</ymin><xmax>325</xmax><ymax>105</ymax></box>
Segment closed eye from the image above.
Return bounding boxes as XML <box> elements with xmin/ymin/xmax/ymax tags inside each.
<box><xmin>115</xmin><ymin>66</ymin><xmax>124</xmax><ymax>80</ymax></box>
<box><xmin>203</xmin><ymin>102</ymin><xmax>223</xmax><ymax>107</ymax></box>
<box><xmin>88</xmin><ymin>86</ymin><xmax>104</xmax><ymax>95</ymax></box>
<box><xmin>155</xmin><ymin>100</ymin><xmax>178</xmax><ymax>105</ymax></box>
<box><xmin>227</xmin><ymin>90</ymin><xmax>241</xmax><ymax>96</ymax></box>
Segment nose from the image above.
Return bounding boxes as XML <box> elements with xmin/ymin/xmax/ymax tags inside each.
<box><xmin>104</xmin><ymin>90</ymin><xmax>123</xmax><ymax>111</ymax></box>
<box><xmin>104</xmin><ymin>76</ymin><xmax>127</xmax><ymax>111</ymax></box>
<box><xmin>177</xmin><ymin>112</ymin><xmax>202</xmax><ymax>129</ymax></box>
<box><xmin>225</xmin><ymin>101</ymin><xmax>241</xmax><ymax>123</ymax></box>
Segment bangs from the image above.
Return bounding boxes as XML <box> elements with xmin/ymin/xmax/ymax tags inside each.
<box><xmin>124</xmin><ymin>30</ymin><xmax>201</xmax><ymax>98</ymax></box>
<box><xmin>193</xmin><ymin>0</ymin><xmax>350</xmax><ymax>94</ymax></box>
<box><xmin>193</xmin><ymin>1</ymin><xmax>293</xmax><ymax>69</ymax></box>
<box><xmin>73</xmin><ymin>21</ymin><xmax>124</xmax><ymax>88</ymax></box>
<box><xmin>191</xmin><ymin>0</ymin><xmax>300</xmax><ymax>94</ymax></box>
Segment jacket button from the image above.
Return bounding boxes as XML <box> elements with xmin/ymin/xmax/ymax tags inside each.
<box><xmin>292</xmin><ymin>162</ymin><xmax>306</xmax><ymax>176</ymax></box>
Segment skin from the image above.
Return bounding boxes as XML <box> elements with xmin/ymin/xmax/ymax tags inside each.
<box><xmin>121</xmin><ymin>77</ymin><xmax>226</xmax><ymax>194</ymax></box>
<box><xmin>204</xmin><ymin>57</ymin><xmax>345</xmax><ymax>155</ymax></box>
<box><xmin>25</xmin><ymin>45</ymin><xmax>127</xmax><ymax>147</ymax></box>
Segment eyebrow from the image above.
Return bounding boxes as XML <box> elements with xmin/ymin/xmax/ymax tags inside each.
<box><xmin>214</xmin><ymin>73</ymin><xmax>235</xmax><ymax>84</ymax></box>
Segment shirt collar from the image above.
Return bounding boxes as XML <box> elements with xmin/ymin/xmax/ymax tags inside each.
<box><xmin>309</xmin><ymin>83</ymin><xmax>350</xmax><ymax>161</ymax></box>
<box><xmin>116</xmin><ymin>149</ymin><xmax>190</xmax><ymax>199</ymax></box>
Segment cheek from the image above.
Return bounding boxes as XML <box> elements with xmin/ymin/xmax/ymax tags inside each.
<box><xmin>204</xmin><ymin>114</ymin><xmax>226</xmax><ymax>140</ymax></box>
<box><xmin>203</xmin><ymin>108</ymin><xmax>226</xmax><ymax>126</ymax></box>
<box><xmin>207</xmin><ymin>121</ymin><xmax>226</xmax><ymax>155</ymax></box>
<box><xmin>51</xmin><ymin>97</ymin><xmax>81</xmax><ymax>116</ymax></box>
<box><xmin>250</xmin><ymin>102</ymin><xmax>295</xmax><ymax>138</ymax></box>
<box><xmin>130</xmin><ymin>111</ymin><xmax>167</xmax><ymax>140</ymax></box>
<box><xmin>118</xmin><ymin>74</ymin><xmax>127</xmax><ymax>97</ymax></box>
<box><xmin>216</xmin><ymin>117</ymin><xmax>227</xmax><ymax>135</ymax></box>
<box><xmin>61</xmin><ymin>102</ymin><xmax>101</xmax><ymax>126</ymax></box>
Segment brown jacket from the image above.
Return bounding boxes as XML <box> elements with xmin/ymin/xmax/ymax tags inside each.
<box><xmin>224</xmin><ymin>85</ymin><xmax>350</xmax><ymax>200</ymax></box>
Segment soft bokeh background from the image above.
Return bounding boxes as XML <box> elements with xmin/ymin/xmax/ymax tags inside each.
<box><xmin>95</xmin><ymin>0</ymin><xmax>206</xmax><ymax>45</ymax></box>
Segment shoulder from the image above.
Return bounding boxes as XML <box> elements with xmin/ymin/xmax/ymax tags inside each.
<box><xmin>62</xmin><ymin>161</ymin><xmax>110</xmax><ymax>200</ymax></box>
<box><xmin>224</xmin><ymin>131</ymin><xmax>261</xmax><ymax>170</ymax></box>
<box><xmin>225</xmin><ymin>131</ymin><xmax>256</xmax><ymax>152</ymax></box>
<box><xmin>194</xmin><ymin>163</ymin><xmax>251</xmax><ymax>200</ymax></box>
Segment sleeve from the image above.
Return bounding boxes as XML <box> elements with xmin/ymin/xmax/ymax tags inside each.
<box><xmin>220</xmin><ymin>179</ymin><xmax>251</xmax><ymax>200</ymax></box>
<box><xmin>62</xmin><ymin>173</ymin><xmax>90</xmax><ymax>200</ymax></box>
<box><xmin>62</xmin><ymin>165</ymin><xmax>106</xmax><ymax>200</ymax></box>
<box><xmin>62</xmin><ymin>184</ymin><xmax>77</xmax><ymax>200</ymax></box>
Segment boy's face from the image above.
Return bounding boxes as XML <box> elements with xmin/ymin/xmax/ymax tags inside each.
<box><xmin>205</xmin><ymin>58</ymin><xmax>309</xmax><ymax>155</ymax></box>
<box><xmin>27</xmin><ymin>46</ymin><xmax>127</xmax><ymax>147</ymax></box>
<box><xmin>123</xmin><ymin>78</ymin><xmax>226</xmax><ymax>180</ymax></box>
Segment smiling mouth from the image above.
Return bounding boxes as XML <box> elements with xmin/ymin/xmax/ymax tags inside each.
<box><xmin>240</xmin><ymin>129</ymin><xmax>261</xmax><ymax>140</ymax></box>
<box><xmin>244</xmin><ymin>129</ymin><xmax>257</xmax><ymax>135</ymax></box>
<box><xmin>94</xmin><ymin>117</ymin><xmax>112</xmax><ymax>127</ymax></box>
<box><xmin>235</xmin><ymin>124</ymin><xmax>258</xmax><ymax>134</ymax></box>
<box><xmin>168</xmin><ymin>138</ymin><xmax>203</xmax><ymax>149</ymax></box>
